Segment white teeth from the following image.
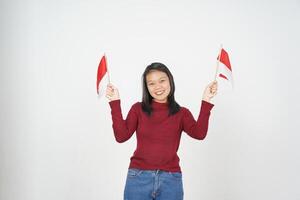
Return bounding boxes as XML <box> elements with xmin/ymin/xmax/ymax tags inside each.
<box><xmin>155</xmin><ymin>91</ymin><xmax>164</xmax><ymax>95</ymax></box>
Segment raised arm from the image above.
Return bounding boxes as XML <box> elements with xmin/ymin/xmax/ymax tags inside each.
<box><xmin>182</xmin><ymin>81</ymin><xmax>217</xmax><ymax>139</ymax></box>
<box><xmin>182</xmin><ymin>101</ymin><xmax>214</xmax><ymax>140</ymax></box>
<box><xmin>106</xmin><ymin>84</ymin><xmax>138</xmax><ymax>143</ymax></box>
<box><xmin>109</xmin><ymin>100</ymin><xmax>138</xmax><ymax>143</ymax></box>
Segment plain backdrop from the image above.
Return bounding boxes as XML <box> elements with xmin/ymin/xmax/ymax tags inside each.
<box><xmin>1</xmin><ymin>0</ymin><xmax>299</xmax><ymax>199</ymax></box>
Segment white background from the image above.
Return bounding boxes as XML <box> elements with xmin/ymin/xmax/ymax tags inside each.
<box><xmin>1</xmin><ymin>0</ymin><xmax>299</xmax><ymax>199</ymax></box>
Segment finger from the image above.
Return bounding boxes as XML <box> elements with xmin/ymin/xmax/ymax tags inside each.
<box><xmin>106</xmin><ymin>85</ymin><xmax>112</xmax><ymax>90</ymax></box>
<box><xmin>106</xmin><ymin>86</ymin><xmax>113</xmax><ymax>92</ymax></box>
<box><xmin>108</xmin><ymin>92</ymin><xmax>115</xmax><ymax>97</ymax></box>
<box><xmin>106</xmin><ymin>90</ymin><xmax>113</xmax><ymax>95</ymax></box>
<box><xmin>106</xmin><ymin>89</ymin><xmax>113</xmax><ymax>94</ymax></box>
<box><xmin>211</xmin><ymin>83</ymin><xmax>217</xmax><ymax>88</ymax></box>
<box><xmin>209</xmin><ymin>83</ymin><xmax>216</xmax><ymax>88</ymax></box>
<box><xmin>107</xmin><ymin>83</ymin><xmax>113</xmax><ymax>87</ymax></box>
<box><xmin>111</xmin><ymin>85</ymin><xmax>117</xmax><ymax>91</ymax></box>
<box><xmin>209</xmin><ymin>86</ymin><xmax>217</xmax><ymax>91</ymax></box>
<box><xmin>108</xmin><ymin>84</ymin><xmax>115</xmax><ymax>90</ymax></box>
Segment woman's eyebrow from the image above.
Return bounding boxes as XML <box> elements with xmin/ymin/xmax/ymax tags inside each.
<box><xmin>147</xmin><ymin>76</ymin><xmax>167</xmax><ymax>83</ymax></box>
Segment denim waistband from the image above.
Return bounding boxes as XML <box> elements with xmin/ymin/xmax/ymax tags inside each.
<box><xmin>129</xmin><ymin>168</ymin><xmax>181</xmax><ymax>174</ymax></box>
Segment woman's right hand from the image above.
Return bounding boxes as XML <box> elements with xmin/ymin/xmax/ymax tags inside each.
<box><xmin>105</xmin><ymin>83</ymin><xmax>120</xmax><ymax>102</ymax></box>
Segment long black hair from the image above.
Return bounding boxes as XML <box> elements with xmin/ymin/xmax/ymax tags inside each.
<box><xmin>141</xmin><ymin>62</ymin><xmax>181</xmax><ymax>116</ymax></box>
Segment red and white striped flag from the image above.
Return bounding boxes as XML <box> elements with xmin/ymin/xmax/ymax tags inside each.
<box><xmin>96</xmin><ymin>55</ymin><xmax>109</xmax><ymax>96</ymax></box>
<box><xmin>216</xmin><ymin>48</ymin><xmax>233</xmax><ymax>86</ymax></box>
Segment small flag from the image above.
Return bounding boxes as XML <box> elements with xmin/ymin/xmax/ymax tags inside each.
<box><xmin>217</xmin><ymin>48</ymin><xmax>233</xmax><ymax>85</ymax></box>
<box><xmin>96</xmin><ymin>55</ymin><xmax>109</xmax><ymax>96</ymax></box>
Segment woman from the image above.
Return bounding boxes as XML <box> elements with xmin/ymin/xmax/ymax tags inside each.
<box><xmin>106</xmin><ymin>62</ymin><xmax>217</xmax><ymax>200</ymax></box>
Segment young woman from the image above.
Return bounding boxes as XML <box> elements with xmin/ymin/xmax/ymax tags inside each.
<box><xmin>106</xmin><ymin>62</ymin><xmax>217</xmax><ymax>200</ymax></box>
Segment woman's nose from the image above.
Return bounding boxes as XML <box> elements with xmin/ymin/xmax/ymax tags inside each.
<box><xmin>154</xmin><ymin>84</ymin><xmax>162</xmax><ymax>90</ymax></box>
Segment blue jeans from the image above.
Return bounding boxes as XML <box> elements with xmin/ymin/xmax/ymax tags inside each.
<box><xmin>124</xmin><ymin>168</ymin><xmax>184</xmax><ymax>200</ymax></box>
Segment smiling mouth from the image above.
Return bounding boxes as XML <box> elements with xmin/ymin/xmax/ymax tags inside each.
<box><xmin>155</xmin><ymin>91</ymin><xmax>164</xmax><ymax>95</ymax></box>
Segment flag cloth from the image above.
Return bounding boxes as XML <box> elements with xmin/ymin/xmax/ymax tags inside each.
<box><xmin>217</xmin><ymin>48</ymin><xmax>233</xmax><ymax>84</ymax></box>
<box><xmin>96</xmin><ymin>55</ymin><xmax>109</xmax><ymax>96</ymax></box>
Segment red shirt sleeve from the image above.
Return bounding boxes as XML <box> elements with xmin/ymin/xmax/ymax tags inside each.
<box><xmin>182</xmin><ymin>100</ymin><xmax>214</xmax><ymax>140</ymax></box>
<box><xmin>109</xmin><ymin>100</ymin><xmax>139</xmax><ymax>143</ymax></box>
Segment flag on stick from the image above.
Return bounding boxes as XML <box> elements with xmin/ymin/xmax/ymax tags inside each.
<box><xmin>96</xmin><ymin>54</ymin><xmax>110</xmax><ymax>96</ymax></box>
<box><xmin>215</xmin><ymin>46</ymin><xmax>233</xmax><ymax>86</ymax></box>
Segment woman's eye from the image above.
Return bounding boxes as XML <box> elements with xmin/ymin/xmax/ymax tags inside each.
<box><xmin>160</xmin><ymin>80</ymin><xmax>165</xmax><ymax>82</ymax></box>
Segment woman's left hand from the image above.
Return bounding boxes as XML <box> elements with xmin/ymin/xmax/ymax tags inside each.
<box><xmin>202</xmin><ymin>81</ymin><xmax>218</xmax><ymax>103</ymax></box>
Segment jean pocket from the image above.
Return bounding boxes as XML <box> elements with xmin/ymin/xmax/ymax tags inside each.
<box><xmin>127</xmin><ymin>168</ymin><xmax>143</xmax><ymax>178</ymax></box>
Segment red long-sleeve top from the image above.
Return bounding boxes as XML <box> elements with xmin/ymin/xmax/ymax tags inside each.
<box><xmin>109</xmin><ymin>99</ymin><xmax>214</xmax><ymax>172</ymax></box>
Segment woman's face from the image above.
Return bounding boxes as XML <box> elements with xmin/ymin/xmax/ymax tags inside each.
<box><xmin>146</xmin><ymin>70</ymin><xmax>171</xmax><ymax>103</ymax></box>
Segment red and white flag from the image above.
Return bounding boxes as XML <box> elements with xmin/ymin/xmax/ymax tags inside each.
<box><xmin>96</xmin><ymin>55</ymin><xmax>109</xmax><ymax>96</ymax></box>
<box><xmin>216</xmin><ymin>48</ymin><xmax>233</xmax><ymax>86</ymax></box>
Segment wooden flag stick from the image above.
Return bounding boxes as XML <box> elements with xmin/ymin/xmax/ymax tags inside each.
<box><xmin>104</xmin><ymin>53</ymin><xmax>111</xmax><ymax>84</ymax></box>
<box><xmin>104</xmin><ymin>53</ymin><xmax>115</xmax><ymax>96</ymax></box>
<box><xmin>214</xmin><ymin>44</ymin><xmax>223</xmax><ymax>81</ymax></box>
